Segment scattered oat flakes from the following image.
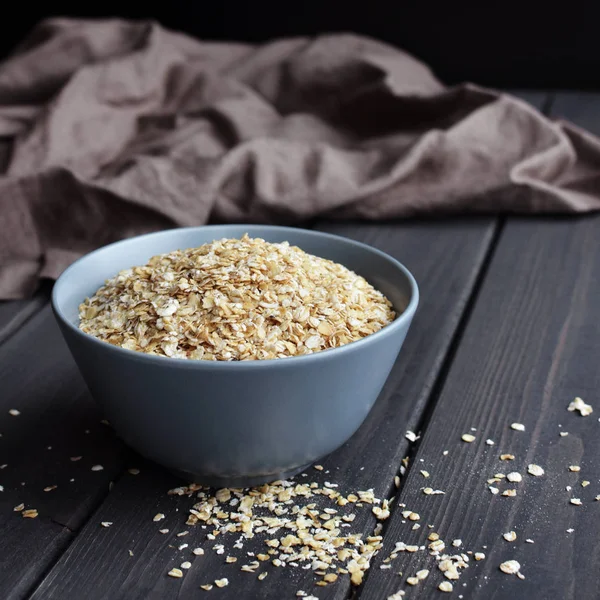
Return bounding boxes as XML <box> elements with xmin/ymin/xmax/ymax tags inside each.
<box><xmin>560</xmin><ymin>432</ymin><xmax>569</xmax><ymax>437</ymax></box>
<box><xmin>258</xmin><ymin>572</ymin><xmax>268</xmax><ymax>581</ymax></box>
<box><xmin>568</xmin><ymin>397</ymin><xmax>593</xmax><ymax>416</ymax></box>
<box><xmin>510</xmin><ymin>423</ymin><xmax>525</xmax><ymax>431</ymax></box>
<box><xmin>439</xmin><ymin>581</ymin><xmax>453</xmax><ymax>592</ymax></box>
<box><xmin>44</xmin><ymin>485</ymin><xmax>57</xmax><ymax>492</ymax></box>
<box><xmin>474</xmin><ymin>552</ymin><xmax>485</xmax><ymax>561</ymax></box>
<box><xmin>461</xmin><ymin>434</ymin><xmax>476</xmax><ymax>443</ymax></box>
<box><xmin>70</xmin><ymin>456</ymin><xmax>82</xmax><ymax>462</ymax></box>
<box><xmin>179</xmin><ymin>544</ymin><xmax>188</xmax><ymax>550</ymax></box>
<box><xmin>22</xmin><ymin>509</ymin><xmax>38</xmax><ymax>518</ymax></box>
<box><xmin>153</xmin><ymin>513</ymin><xmax>165</xmax><ymax>522</ymax></box>
<box><xmin>159</xmin><ymin>529</ymin><xmax>169</xmax><ymax>534</ymax></box>
<box><xmin>193</xmin><ymin>548</ymin><xmax>205</xmax><ymax>556</ymax></box>
<box><xmin>405</xmin><ymin>431</ymin><xmax>419</xmax><ymax>443</ymax></box>
<box><xmin>13</xmin><ymin>503</ymin><xmax>24</xmax><ymax>512</ymax></box>
<box><xmin>128</xmin><ymin>468</ymin><xmax>140</xmax><ymax>475</ymax></box>
<box><xmin>452</xmin><ymin>539</ymin><xmax>462</xmax><ymax>547</ymax></box>
<box><xmin>500</xmin><ymin>454</ymin><xmax>515</xmax><ymax>461</ymax></box>
<box><xmin>567</xmin><ymin>528</ymin><xmax>574</xmax><ymax>533</ymax></box>
<box><xmin>502</xmin><ymin>489</ymin><xmax>517</xmax><ymax>497</ymax></box>
<box><xmin>8</xmin><ymin>409</ymin><xmax>20</xmax><ymax>416</ymax></box>
<box><xmin>525</xmin><ymin>539</ymin><xmax>534</xmax><ymax>544</ymax></box>
<box><xmin>499</xmin><ymin>560</ymin><xmax>521</xmax><ymax>575</ymax></box>
<box><xmin>200</xmin><ymin>584</ymin><xmax>213</xmax><ymax>591</ymax></box>
<box><xmin>401</xmin><ymin>510</ymin><xmax>420</xmax><ymax>521</ymax></box>
<box><xmin>527</xmin><ymin>464</ymin><xmax>544</xmax><ymax>477</ymax></box>
<box><xmin>168</xmin><ymin>568</ymin><xmax>184</xmax><ymax>578</ymax></box>
<box><xmin>485</xmin><ymin>439</ymin><xmax>495</xmax><ymax>446</ymax></box>
<box><xmin>595</xmin><ymin>496</ymin><xmax>600</xmax><ymax>502</ymax></box>
<box><xmin>225</xmin><ymin>556</ymin><xmax>237</xmax><ymax>563</ymax></box>
<box><xmin>503</xmin><ymin>531</ymin><xmax>517</xmax><ymax>542</ymax></box>
<box><xmin>387</xmin><ymin>592</ymin><xmax>406</xmax><ymax>599</ymax></box>
<box><xmin>181</xmin><ymin>561</ymin><xmax>192</xmax><ymax>569</ymax></box>
<box><xmin>507</xmin><ymin>472</ymin><xmax>522</xmax><ymax>483</ymax></box>
<box><xmin>177</xmin><ymin>531</ymin><xmax>188</xmax><ymax>537</ymax></box>
<box><xmin>394</xmin><ymin>476</ymin><xmax>401</xmax><ymax>488</ymax></box>
<box><xmin>91</xmin><ymin>465</ymin><xmax>104</xmax><ymax>472</ymax></box>
<box><xmin>101</xmin><ymin>522</ymin><xmax>112</xmax><ymax>527</ymax></box>
<box><xmin>373</xmin><ymin>501</ymin><xmax>391</xmax><ymax>520</ymax></box>
<box><xmin>420</xmin><ymin>470</ymin><xmax>430</xmax><ymax>478</ymax></box>
<box><xmin>570</xmin><ymin>498</ymin><xmax>582</xmax><ymax>506</ymax></box>
<box><xmin>489</xmin><ymin>486</ymin><xmax>499</xmax><ymax>495</ymax></box>
<box><xmin>416</xmin><ymin>569</ymin><xmax>429</xmax><ymax>580</ymax></box>
<box><xmin>314</xmin><ymin>465</ymin><xmax>324</xmax><ymax>471</ymax></box>
<box><xmin>423</xmin><ymin>487</ymin><xmax>445</xmax><ymax>495</ymax></box>
<box><xmin>568</xmin><ymin>465</ymin><xmax>581</xmax><ymax>472</ymax></box>
<box><xmin>406</xmin><ymin>576</ymin><xmax>419</xmax><ymax>586</ymax></box>
<box><xmin>582</xmin><ymin>481</ymin><xmax>590</xmax><ymax>487</ymax></box>
<box><xmin>215</xmin><ymin>578</ymin><xmax>229</xmax><ymax>588</ymax></box>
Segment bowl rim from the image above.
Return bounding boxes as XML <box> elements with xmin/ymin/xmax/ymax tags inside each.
<box><xmin>52</xmin><ymin>224</ymin><xmax>419</xmax><ymax>370</ymax></box>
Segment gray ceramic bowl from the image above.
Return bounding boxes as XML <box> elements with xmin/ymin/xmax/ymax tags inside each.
<box><xmin>52</xmin><ymin>225</ymin><xmax>418</xmax><ymax>487</ymax></box>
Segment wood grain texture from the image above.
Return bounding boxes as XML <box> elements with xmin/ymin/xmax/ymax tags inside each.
<box><xmin>0</xmin><ymin>305</ymin><xmax>126</xmax><ymax>599</ymax></box>
<box><xmin>360</xmin><ymin>215</ymin><xmax>600</xmax><ymax>600</ymax></box>
<box><xmin>0</xmin><ymin>509</ymin><xmax>71</xmax><ymax>600</ymax></box>
<box><xmin>30</xmin><ymin>219</ymin><xmax>496</xmax><ymax>600</ymax></box>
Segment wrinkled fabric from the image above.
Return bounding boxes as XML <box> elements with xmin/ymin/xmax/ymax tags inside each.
<box><xmin>1</xmin><ymin>18</ymin><xmax>599</xmax><ymax>299</ymax></box>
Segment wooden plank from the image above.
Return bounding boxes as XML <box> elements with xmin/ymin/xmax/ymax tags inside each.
<box><xmin>359</xmin><ymin>215</ymin><xmax>600</xmax><ymax>599</ymax></box>
<box><xmin>0</xmin><ymin>305</ymin><xmax>126</xmax><ymax>600</ymax></box>
<box><xmin>550</xmin><ymin>91</ymin><xmax>600</xmax><ymax>134</ymax></box>
<box><xmin>0</xmin><ymin>508</ymin><xmax>71</xmax><ymax>600</ymax></box>
<box><xmin>30</xmin><ymin>218</ymin><xmax>496</xmax><ymax>600</ymax></box>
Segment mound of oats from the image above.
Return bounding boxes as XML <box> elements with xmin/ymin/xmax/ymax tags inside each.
<box><xmin>79</xmin><ymin>235</ymin><xmax>396</xmax><ymax>360</ymax></box>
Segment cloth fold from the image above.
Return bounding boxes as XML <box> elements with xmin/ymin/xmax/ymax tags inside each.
<box><xmin>1</xmin><ymin>18</ymin><xmax>599</xmax><ymax>299</ymax></box>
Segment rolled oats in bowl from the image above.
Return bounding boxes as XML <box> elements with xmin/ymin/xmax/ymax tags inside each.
<box><xmin>78</xmin><ymin>234</ymin><xmax>396</xmax><ymax>361</ymax></box>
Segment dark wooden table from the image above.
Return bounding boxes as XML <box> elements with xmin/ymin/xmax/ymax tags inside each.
<box><xmin>2</xmin><ymin>91</ymin><xmax>599</xmax><ymax>600</ymax></box>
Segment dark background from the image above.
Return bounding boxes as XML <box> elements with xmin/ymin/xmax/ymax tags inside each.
<box><xmin>0</xmin><ymin>1</ymin><xmax>598</xmax><ymax>89</ymax></box>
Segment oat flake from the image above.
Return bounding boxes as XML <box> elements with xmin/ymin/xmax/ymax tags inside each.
<box><xmin>568</xmin><ymin>397</ymin><xmax>593</xmax><ymax>416</ymax></box>
<box><xmin>499</xmin><ymin>560</ymin><xmax>521</xmax><ymax>575</ymax></box>
<box><xmin>527</xmin><ymin>464</ymin><xmax>544</xmax><ymax>477</ymax></box>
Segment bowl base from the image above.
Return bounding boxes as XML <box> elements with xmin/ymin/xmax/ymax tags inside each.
<box><xmin>169</xmin><ymin>462</ymin><xmax>313</xmax><ymax>488</ymax></box>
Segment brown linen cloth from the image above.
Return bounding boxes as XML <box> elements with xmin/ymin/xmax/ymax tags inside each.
<box><xmin>1</xmin><ymin>19</ymin><xmax>600</xmax><ymax>299</ymax></box>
